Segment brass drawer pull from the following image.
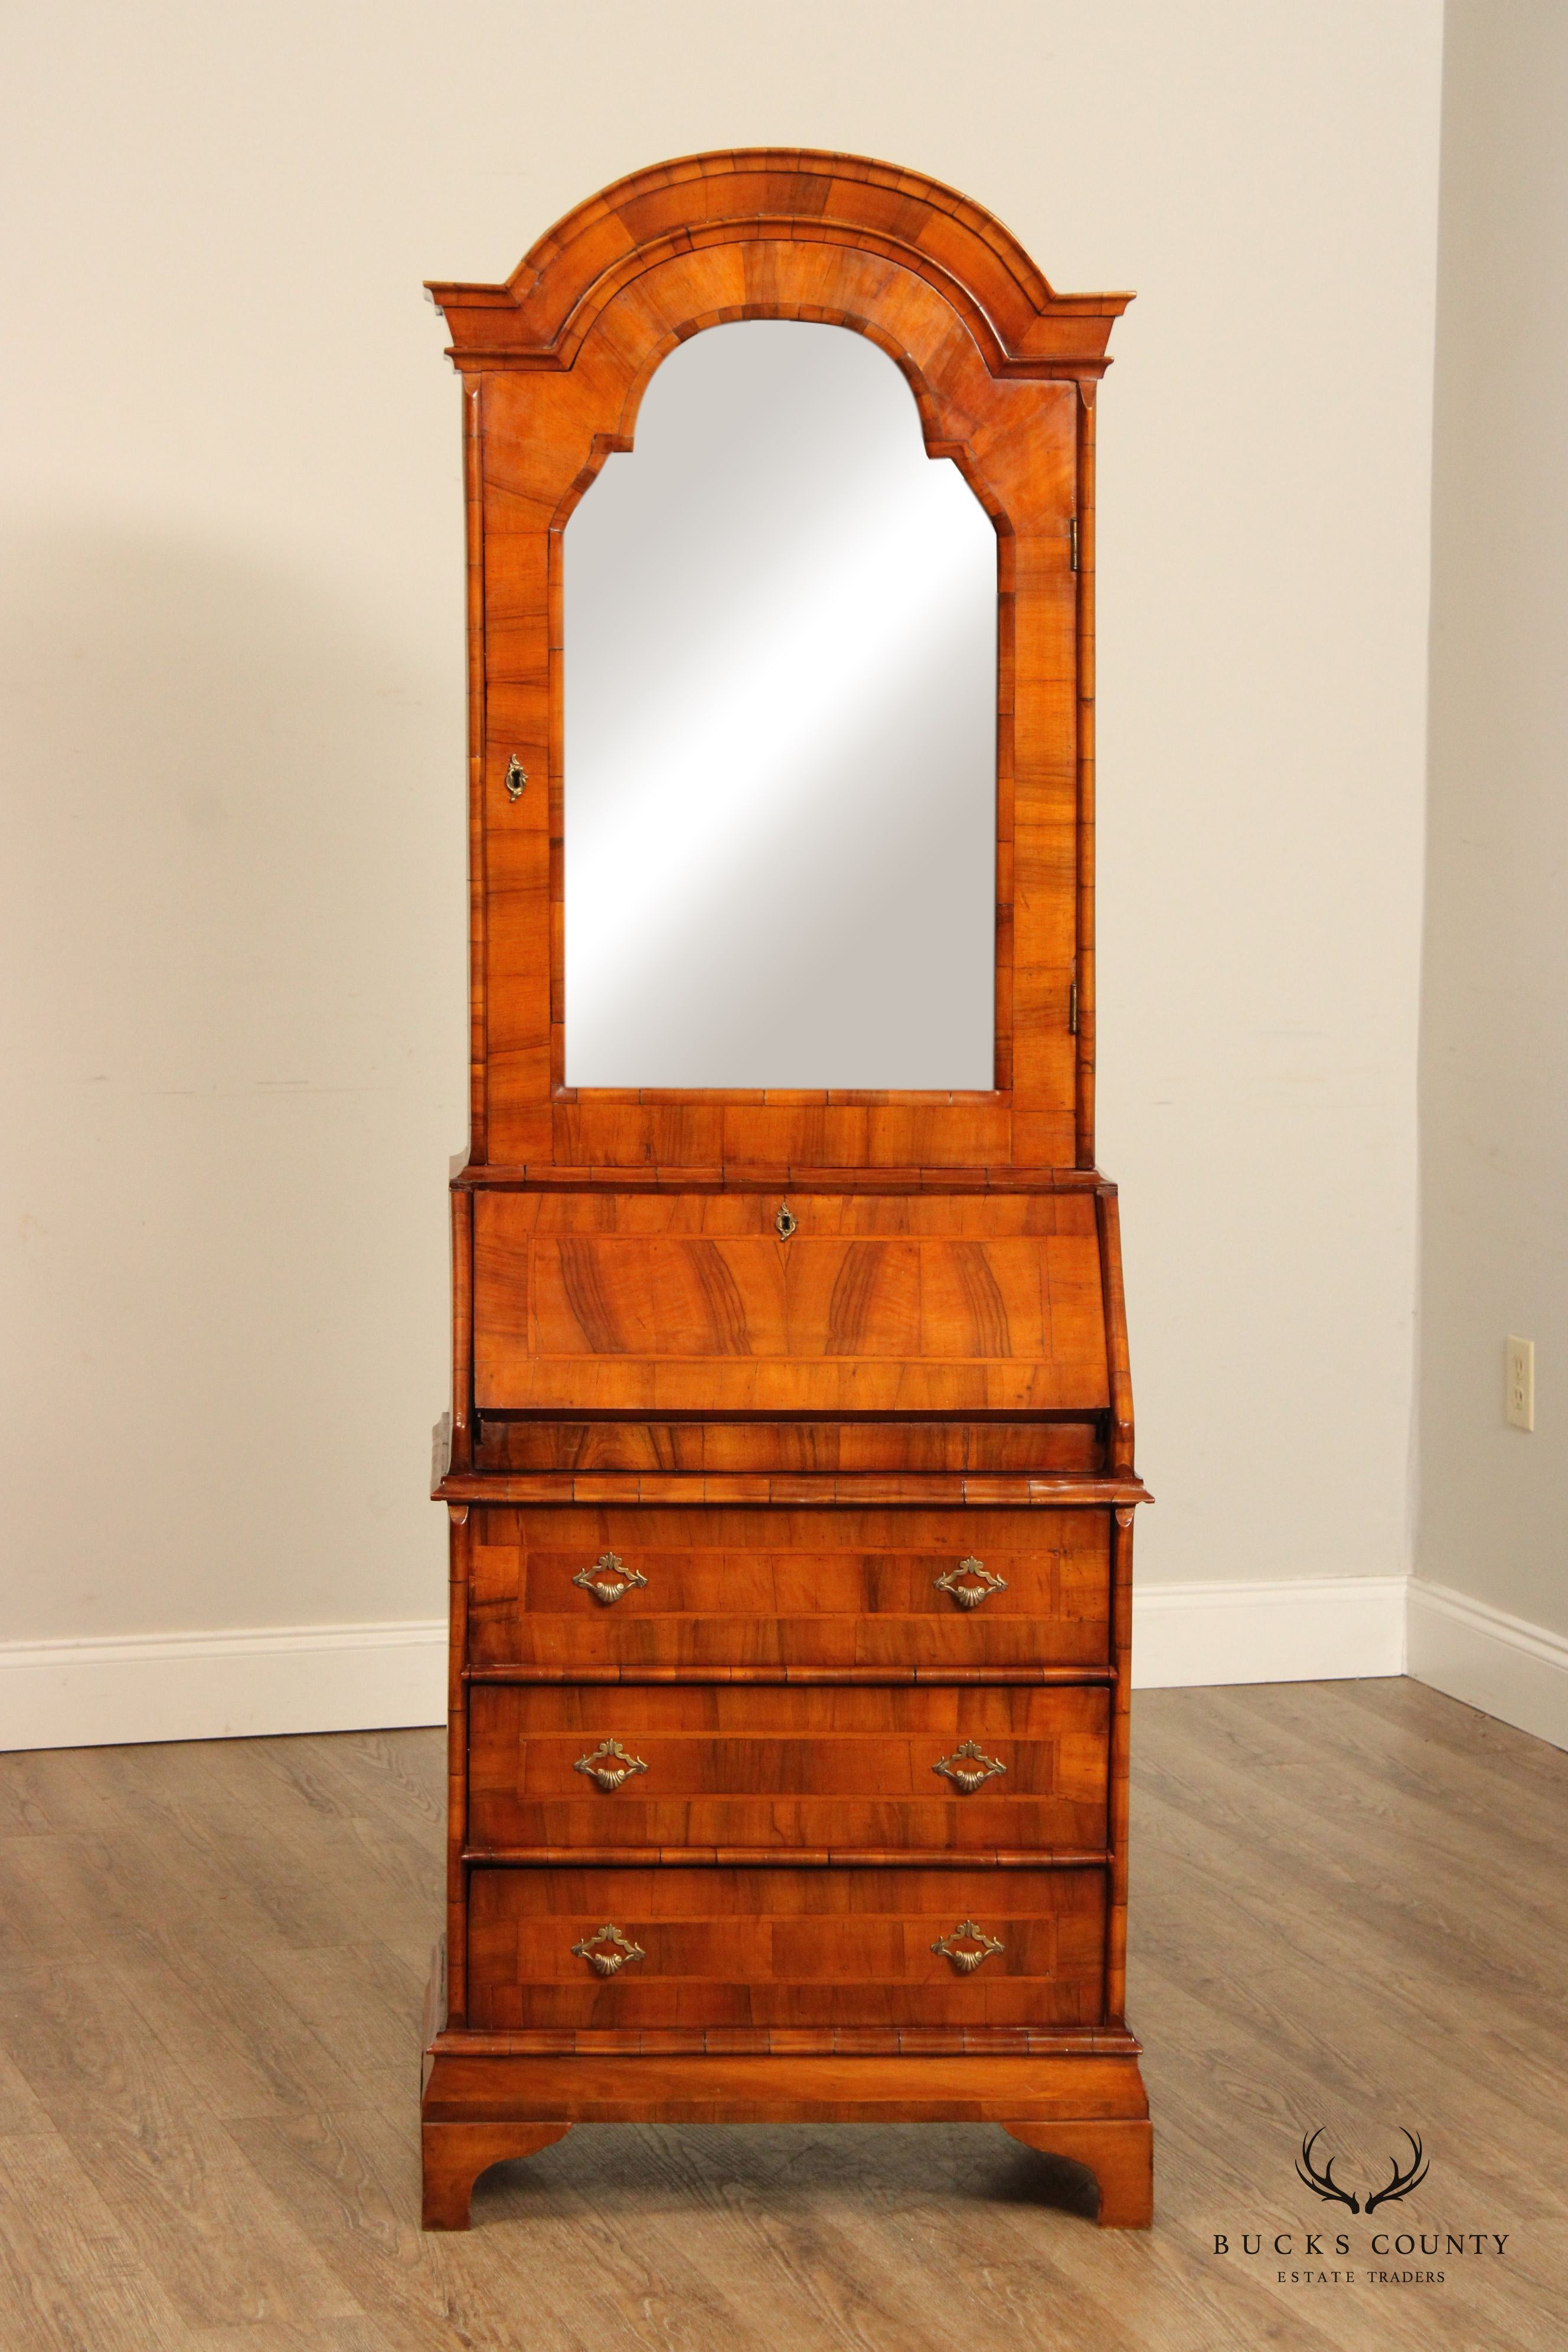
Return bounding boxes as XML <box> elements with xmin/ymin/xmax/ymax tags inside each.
<box><xmin>933</xmin><ymin>1740</ymin><xmax>1006</xmax><ymax>1795</ymax></box>
<box><xmin>932</xmin><ymin>1919</ymin><xmax>1005</xmax><ymax>1975</ymax></box>
<box><xmin>572</xmin><ymin>1551</ymin><xmax>648</xmax><ymax>1606</ymax></box>
<box><xmin>933</xmin><ymin>1556</ymin><xmax>1007</xmax><ymax>1611</ymax></box>
<box><xmin>574</xmin><ymin>1737</ymin><xmax>648</xmax><ymax>1792</ymax></box>
<box><xmin>571</xmin><ymin>1923</ymin><xmax>645</xmax><ymax>1977</ymax></box>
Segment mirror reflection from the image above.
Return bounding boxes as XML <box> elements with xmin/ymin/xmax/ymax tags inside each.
<box><xmin>564</xmin><ymin>319</ymin><xmax>997</xmax><ymax>1090</ymax></box>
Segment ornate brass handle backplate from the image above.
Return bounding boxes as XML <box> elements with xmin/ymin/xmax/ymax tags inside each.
<box><xmin>574</xmin><ymin>1737</ymin><xmax>648</xmax><ymax>1792</ymax></box>
<box><xmin>933</xmin><ymin>1740</ymin><xmax>1007</xmax><ymax>1795</ymax></box>
<box><xmin>933</xmin><ymin>1557</ymin><xmax>1008</xmax><ymax>1611</ymax></box>
<box><xmin>572</xmin><ymin>1551</ymin><xmax>648</xmax><ymax>1606</ymax></box>
<box><xmin>571</xmin><ymin>1923</ymin><xmax>645</xmax><ymax>1977</ymax></box>
<box><xmin>932</xmin><ymin>1919</ymin><xmax>1005</xmax><ymax>1975</ymax></box>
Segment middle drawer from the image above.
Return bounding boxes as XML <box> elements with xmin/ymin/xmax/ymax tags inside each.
<box><xmin>468</xmin><ymin>1683</ymin><xmax>1109</xmax><ymax>1854</ymax></box>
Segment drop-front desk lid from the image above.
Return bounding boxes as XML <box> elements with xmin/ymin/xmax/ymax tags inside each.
<box><xmin>470</xmin><ymin>1185</ymin><xmax>1119</xmax><ymax>1418</ymax></box>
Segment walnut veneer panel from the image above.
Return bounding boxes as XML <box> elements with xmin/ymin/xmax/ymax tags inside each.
<box><xmin>467</xmin><ymin>1684</ymin><xmax>1109</xmax><ymax>1854</ymax></box>
<box><xmin>466</xmin><ymin>1505</ymin><xmax>1112</xmax><ymax>1674</ymax></box>
<box><xmin>424</xmin><ymin>149</ymin><xmax>1145</xmax><ymax>2231</ymax></box>
<box><xmin>466</xmin><ymin>1865</ymin><xmax>1106</xmax><ymax>2031</ymax></box>
<box><xmin>427</xmin><ymin>152</ymin><xmax>1127</xmax><ymax>1171</ymax></box>
<box><xmin>473</xmin><ymin>1417</ymin><xmax>1105</xmax><ymax>1475</ymax></box>
<box><xmin>473</xmin><ymin>1191</ymin><xmax>1110</xmax><ymax>1413</ymax></box>
<box><xmin>439</xmin><ymin>191</ymin><xmax>1096</xmax><ymax>1168</ymax></box>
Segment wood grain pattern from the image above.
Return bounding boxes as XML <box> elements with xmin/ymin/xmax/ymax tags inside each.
<box><xmin>464</xmin><ymin>1503</ymin><xmax>1113</xmax><ymax>1674</ymax></box>
<box><xmin>473</xmin><ymin>1189</ymin><xmax>1110</xmax><ymax>1415</ymax></box>
<box><xmin>1073</xmin><ymin>386</ymin><xmax>1097</xmax><ymax>1168</ymax></box>
<box><xmin>422</xmin><ymin>2121</ymin><xmax>570</xmax><ymax>2231</ymax></box>
<box><xmin>427</xmin><ymin>150</ymin><xmax>1131</xmax><ymax>1172</ymax></box>
<box><xmin>466</xmin><ymin>1682</ymin><xmax>1109</xmax><ymax>1854</ymax></box>
<box><xmin>471</xmin><ymin>1417</ymin><xmax>1106</xmax><ymax>1476</ymax></box>
<box><xmin>429</xmin><ymin>2022</ymin><xmax>1142</xmax><ymax>2057</ymax></box>
<box><xmin>443</xmin><ymin>1469</ymin><xmax>1147</xmax><ymax>1510</ymax></box>
<box><xmin>456</xmin><ymin>1162</ymin><xmax>1106</xmax><ymax>1190</ymax></box>
<box><xmin>1004</xmin><ymin>2119</ymin><xmax>1151</xmax><ymax>2227</ymax></box>
<box><xmin>464</xmin><ymin>1865</ymin><xmax>1107</xmax><ymax>2031</ymax></box>
<box><xmin>446</xmin><ymin>1515</ymin><xmax>471</xmax><ymax>2027</ymax></box>
<box><xmin>423</xmin><ymin>150</ymin><xmax>1145</xmax><ymax>2236</ymax></box>
<box><xmin>462</xmin><ymin>380</ymin><xmax>490</xmax><ymax>1166</ymax></box>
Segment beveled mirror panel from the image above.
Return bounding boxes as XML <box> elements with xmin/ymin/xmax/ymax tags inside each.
<box><xmin>563</xmin><ymin>321</ymin><xmax>997</xmax><ymax>1090</ymax></box>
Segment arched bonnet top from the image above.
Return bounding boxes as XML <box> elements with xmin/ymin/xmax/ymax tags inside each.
<box><xmin>427</xmin><ymin>148</ymin><xmax>1133</xmax><ymax>379</ymax></box>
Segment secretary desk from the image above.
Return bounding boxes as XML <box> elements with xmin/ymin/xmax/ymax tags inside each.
<box><xmin>420</xmin><ymin>149</ymin><xmax>1151</xmax><ymax>2229</ymax></box>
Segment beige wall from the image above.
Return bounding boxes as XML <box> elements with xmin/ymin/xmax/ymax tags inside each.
<box><xmin>1417</xmin><ymin>0</ymin><xmax>1568</xmax><ymax>1639</ymax></box>
<box><xmin>1</xmin><ymin>1</ymin><xmax>1442</xmax><ymax>1669</ymax></box>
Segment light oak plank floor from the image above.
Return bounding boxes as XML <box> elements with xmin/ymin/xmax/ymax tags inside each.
<box><xmin>0</xmin><ymin>1679</ymin><xmax>1563</xmax><ymax>2351</ymax></box>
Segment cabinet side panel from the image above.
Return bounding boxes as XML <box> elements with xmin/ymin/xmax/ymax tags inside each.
<box><xmin>465</xmin><ymin>380</ymin><xmax>489</xmax><ymax>1161</ymax></box>
<box><xmin>1074</xmin><ymin>389</ymin><xmax>1097</xmax><ymax>1168</ymax></box>
<box><xmin>447</xmin><ymin>1508</ymin><xmax>472</xmax><ymax>2026</ymax></box>
<box><xmin>449</xmin><ymin>1186</ymin><xmax>473</xmax><ymax>1472</ymax></box>
<box><xmin>1095</xmin><ymin>1185</ymin><xmax>1135</xmax><ymax>1474</ymax></box>
<box><xmin>1106</xmin><ymin>1504</ymin><xmax>1133</xmax><ymax>2025</ymax></box>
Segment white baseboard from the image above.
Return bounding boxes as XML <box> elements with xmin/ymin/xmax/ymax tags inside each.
<box><xmin>0</xmin><ymin>1619</ymin><xmax>446</xmax><ymax>1754</ymax></box>
<box><xmin>1131</xmin><ymin>1574</ymin><xmax>1407</xmax><ymax>1688</ymax></box>
<box><xmin>1406</xmin><ymin>1577</ymin><xmax>1568</xmax><ymax>1752</ymax></box>
<box><xmin>4</xmin><ymin>1577</ymin><xmax>1559</xmax><ymax>1753</ymax></box>
<box><xmin>4</xmin><ymin>1580</ymin><xmax>1404</xmax><ymax>1752</ymax></box>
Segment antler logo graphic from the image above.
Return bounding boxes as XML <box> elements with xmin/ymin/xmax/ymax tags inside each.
<box><xmin>1364</xmin><ymin>2130</ymin><xmax>1429</xmax><ymax>2213</ymax></box>
<box><xmin>1296</xmin><ymin>2129</ymin><xmax>1361</xmax><ymax>2211</ymax></box>
<box><xmin>1296</xmin><ymin>2128</ymin><xmax>1430</xmax><ymax>2214</ymax></box>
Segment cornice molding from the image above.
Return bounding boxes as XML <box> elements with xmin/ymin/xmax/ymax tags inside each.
<box><xmin>427</xmin><ymin>148</ymin><xmax>1133</xmax><ymax>378</ymax></box>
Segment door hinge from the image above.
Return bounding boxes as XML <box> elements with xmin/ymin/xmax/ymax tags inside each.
<box><xmin>1069</xmin><ymin>517</ymin><xmax>1079</xmax><ymax>572</ymax></box>
<box><xmin>1068</xmin><ymin>979</ymin><xmax>1079</xmax><ymax>1035</ymax></box>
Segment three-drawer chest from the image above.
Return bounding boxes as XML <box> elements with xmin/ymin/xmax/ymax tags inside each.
<box><xmin>420</xmin><ymin>148</ymin><xmax>1151</xmax><ymax>2229</ymax></box>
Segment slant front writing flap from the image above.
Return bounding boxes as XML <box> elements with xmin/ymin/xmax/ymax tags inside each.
<box><xmin>473</xmin><ymin>1191</ymin><xmax>1110</xmax><ymax>1414</ymax></box>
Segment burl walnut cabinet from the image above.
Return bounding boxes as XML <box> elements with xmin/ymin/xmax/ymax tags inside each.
<box><xmin>422</xmin><ymin>149</ymin><xmax>1150</xmax><ymax>2229</ymax></box>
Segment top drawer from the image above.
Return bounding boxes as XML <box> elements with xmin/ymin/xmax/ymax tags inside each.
<box><xmin>465</xmin><ymin>1504</ymin><xmax>1111</xmax><ymax>1673</ymax></box>
<box><xmin>472</xmin><ymin>1190</ymin><xmax>1110</xmax><ymax>1415</ymax></box>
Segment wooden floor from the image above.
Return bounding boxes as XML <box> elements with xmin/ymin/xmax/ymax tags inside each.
<box><xmin>1</xmin><ymin>1678</ymin><xmax>1563</xmax><ymax>2350</ymax></box>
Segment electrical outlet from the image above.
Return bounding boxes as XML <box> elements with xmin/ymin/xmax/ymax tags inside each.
<box><xmin>1506</xmin><ymin>1335</ymin><xmax>1534</xmax><ymax>1432</ymax></box>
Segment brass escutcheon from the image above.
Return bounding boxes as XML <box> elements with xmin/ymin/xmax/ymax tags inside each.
<box><xmin>933</xmin><ymin>1739</ymin><xmax>1007</xmax><ymax>1795</ymax></box>
<box><xmin>933</xmin><ymin>1557</ymin><xmax>1007</xmax><ymax>1611</ymax></box>
<box><xmin>503</xmin><ymin>753</ymin><xmax>527</xmax><ymax>799</ymax></box>
<box><xmin>571</xmin><ymin>1923</ymin><xmax>645</xmax><ymax>1977</ymax></box>
<box><xmin>574</xmin><ymin>1737</ymin><xmax>649</xmax><ymax>1792</ymax></box>
<box><xmin>931</xmin><ymin>1919</ymin><xmax>1005</xmax><ymax>1975</ymax></box>
<box><xmin>775</xmin><ymin>1200</ymin><xmax>797</xmax><ymax>1240</ymax></box>
<box><xmin>572</xmin><ymin>1551</ymin><xmax>648</xmax><ymax>1606</ymax></box>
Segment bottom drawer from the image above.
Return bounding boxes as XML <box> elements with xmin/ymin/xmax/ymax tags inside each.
<box><xmin>467</xmin><ymin>1865</ymin><xmax>1106</xmax><ymax>2030</ymax></box>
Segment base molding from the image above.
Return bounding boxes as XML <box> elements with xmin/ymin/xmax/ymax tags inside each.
<box><xmin>1407</xmin><ymin>1577</ymin><xmax>1568</xmax><ymax>1751</ymax></box>
<box><xmin>4</xmin><ymin>1578</ymin><xmax>1406</xmax><ymax>1754</ymax></box>
<box><xmin>15</xmin><ymin>1575</ymin><xmax>1564</xmax><ymax>1754</ymax></box>
<box><xmin>1131</xmin><ymin>1574</ymin><xmax>1406</xmax><ymax>1688</ymax></box>
<box><xmin>420</xmin><ymin>2043</ymin><xmax>1152</xmax><ymax>2229</ymax></box>
<box><xmin>428</xmin><ymin>2023</ymin><xmax>1144</xmax><ymax>2057</ymax></box>
<box><xmin>422</xmin><ymin>2045</ymin><xmax>1151</xmax><ymax>2126</ymax></box>
<box><xmin>420</xmin><ymin>2107</ymin><xmax>1153</xmax><ymax>2230</ymax></box>
<box><xmin>0</xmin><ymin>1617</ymin><xmax>446</xmax><ymax>1752</ymax></box>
